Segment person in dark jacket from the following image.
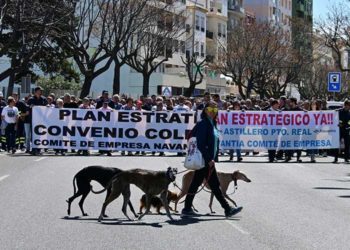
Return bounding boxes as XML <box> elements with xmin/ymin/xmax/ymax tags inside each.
<box><xmin>181</xmin><ymin>101</ymin><xmax>243</xmax><ymax>218</ymax></box>
<box><xmin>333</xmin><ymin>100</ymin><xmax>350</xmax><ymax>163</ymax></box>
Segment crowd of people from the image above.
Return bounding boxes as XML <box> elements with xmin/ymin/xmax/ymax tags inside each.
<box><xmin>1</xmin><ymin>88</ymin><xmax>349</xmax><ymax>163</ymax></box>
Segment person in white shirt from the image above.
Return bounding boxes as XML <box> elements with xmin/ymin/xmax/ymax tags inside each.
<box><xmin>1</xmin><ymin>97</ymin><xmax>19</xmax><ymax>153</ymax></box>
<box><xmin>174</xmin><ymin>96</ymin><xmax>190</xmax><ymax>112</ymax></box>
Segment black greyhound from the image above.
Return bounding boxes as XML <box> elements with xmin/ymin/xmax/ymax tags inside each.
<box><xmin>66</xmin><ymin>165</ymin><xmax>138</xmax><ymax>217</ymax></box>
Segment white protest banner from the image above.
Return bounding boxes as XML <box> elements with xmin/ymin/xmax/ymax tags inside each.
<box><xmin>217</xmin><ymin>111</ymin><xmax>339</xmax><ymax>150</ymax></box>
<box><xmin>32</xmin><ymin>108</ymin><xmax>340</xmax><ymax>151</ymax></box>
<box><xmin>32</xmin><ymin>107</ymin><xmax>197</xmax><ymax>151</ymax></box>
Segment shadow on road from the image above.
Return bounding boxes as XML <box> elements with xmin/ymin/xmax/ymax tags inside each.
<box><xmin>313</xmin><ymin>187</ymin><xmax>350</xmax><ymax>190</ymax></box>
<box><xmin>61</xmin><ymin>214</ymin><xmax>240</xmax><ymax>227</ymax></box>
<box><xmin>338</xmin><ymin>195</ymin><xmax>350</xmax><ymax>198</ymax></box>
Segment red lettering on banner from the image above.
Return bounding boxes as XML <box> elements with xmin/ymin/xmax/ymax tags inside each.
<box><xmin>314</xmin><ymin>113</ymin><xmax>320</xmax><ymax>125</ymax></box>
<box><xmin>239</xmin><ymin>113</ymin><xmax>245</xmax><ymax>125</ymax></box>
<box><xmin>320</xmin><ymin>114</ymin><xmax>327</xmax><ymax>125</ymax></box>
<box><xmin>276</xmin><ymin>114</ymin><xmax>282</xmax><ymax>125</ymax></box>
<box><xmin>283</xmin><ymin>114</ymin><xmax>290</xmax><ymax>125</ymax></box>
<box><xmin>253</xmin><ymin>114</ymin><xmax>260</xmax><ymax>125</ymax></box>
<box><xmin>261</xmin><ymin>114</ymin><xmax>268</xmax><ymax>125</ymax></box>
<box><xmin>295</xmin><ymin>114</ymin><xmax>302</xmax><ymax>125</ymax></box>
<box><xmin>218</xmin><ymin>113</ymin><xmax>228</xmax><ymax>125</ymax></box>
<box><xmin>303</xmin><ymin>114</ymin><xmax>310</xmax><ymax>125</ymax></box>
<box><xmin>246</xmin><ymin>113</ymin><xmax>253</xmax><ymax>125</ymax></box>
<box><xmin>328</xmin><ymin>113</ymin><xmax>333</xmax><ymax>124</ymax></box>
<box><xmin>231</xmin><ymin>113</ymin><xmax>238</xmax><ymax>125</ymax></box>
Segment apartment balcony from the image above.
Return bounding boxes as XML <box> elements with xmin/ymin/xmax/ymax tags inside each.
<box><xmin>228</xmin><ymin>5</ymin><xmax>245</xmax><ymax>18</ymax></box>
<box><xmin>208</xmin><ymin>7</ymin><xmax>224</xmax><ymax>17</ymax></box>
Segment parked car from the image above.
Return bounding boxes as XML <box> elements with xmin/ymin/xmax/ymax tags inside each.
<box><xmin>327</xmin><ymin>101</ymin><xmax>343</xmax><ymax>110</ymax></box>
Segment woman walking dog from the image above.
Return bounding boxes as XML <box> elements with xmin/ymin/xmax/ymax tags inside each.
<box><xmin>181</xmin><ymin>100</ymin><xmax>243</xmax><ymax>217</ymax></box>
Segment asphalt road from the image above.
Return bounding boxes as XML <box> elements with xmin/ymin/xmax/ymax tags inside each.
<box><xmin>1</xmin><ymin>150</ymin><xmax>350</xmax><ymax>250</ymax></box>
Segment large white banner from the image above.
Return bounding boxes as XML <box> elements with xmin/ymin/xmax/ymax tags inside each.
<box><xmin>217</xmin><ymin>111</ymin><xmax>339</xmax><ymax>150</ymax></box>
<box><xmin>32</xmin><ymin>107</ymin><xmax>196</xmax><ymax>152</ymax></box>
<box><xmin>32</xmin><ymin>107</ymin><xmax>340</xmax><ymax>151</ymax></box>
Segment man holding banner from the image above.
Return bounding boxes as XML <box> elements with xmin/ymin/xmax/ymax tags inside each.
<box><xmin>333</xmin><ymin>100</ymin><xmax>350</xmax><ymax>163</ymax></box>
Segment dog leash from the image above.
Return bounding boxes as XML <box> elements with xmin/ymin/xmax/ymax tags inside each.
<box><xmin>172</xmin><ymin>165</ymin><xmax>215</xmax><ymax>196</ymax></box>
<box><xmin>175</xmin><ymin>169</ymin><xmax>189</xmax><ymax>175</ymax></box>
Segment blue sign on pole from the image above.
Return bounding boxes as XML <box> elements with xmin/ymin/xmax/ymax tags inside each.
<box><xmin>328</xmin><ymin>72</ymin><xmax>341</xmax><ymax>92</ymax></box>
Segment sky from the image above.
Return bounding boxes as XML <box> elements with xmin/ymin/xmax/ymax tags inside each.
<box><xmin>313</xmin><ymin>0</ymin><xmax>347</xmax><ymax>21</ymax></box>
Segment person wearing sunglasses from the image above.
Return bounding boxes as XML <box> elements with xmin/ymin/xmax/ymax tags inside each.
<box><xmin>181</xmin><ymin>100</ymin><xmax>243</xmax><ymax>218</ymax></box>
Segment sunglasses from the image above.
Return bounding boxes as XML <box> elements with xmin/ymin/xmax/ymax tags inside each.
<box><xmin>206</xmin><ymin>107</ymin><xmax>218</xmax><ymax>113</ymax></box>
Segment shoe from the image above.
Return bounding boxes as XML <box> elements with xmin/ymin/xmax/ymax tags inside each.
<box><xmin>345</xmin><ymin>159</ymin><xmax>349</xmax><ymax>163</ymax></box>
<box><xmin>180</xmin><ymin>208</ymin><xmax>197</xmax><ymax>218</ymax></box>
<box><xmin>225</xmin><ymin>206</ymin><xmax>243</xmax><ymax>217</ymax></box>
<box><xmin>310</xmin><ymin>159</ymin><xmax>316</xmax><ymax>163</ymax></box>
<box><xmin>245</xmin><ymin>152</ymin><xmax>249</xmax><ymax>156</ymax></box>
<box><xmin>253</xmin><ymin>152</ymin><xmax>259</xmax><ymax>155</ymax></box>
<box><xmin>121</xmin><ymin>151</ymin><xmax>125</xmax><ymax>156</ymax></box>
<box><xmin>159</xmin><ymin>152</ymin><xmax>164</xmax><ymax>156</ymax></box>
<box><xmin>61</xmin><ymin>152</ymin><xmax>65</xmax><ymax>156</ymax></box>
<box><xmin>11</xmin><ymin>149</ymin><xmax>16</xmax><ymax>154</ymax></box>
<box><xmin>237</xmin><ymin>157</ymin><xmax>243</xmax><ymax>162</ymax></box>
<box><xmin>128</xmin><ymin>152</ymin><xmax>133</xmax><ymax>156</ymax></box>
<box><xmin>107</xmin><ymin>152</ymin><xmax>112</xmax><ymax>156</ymax></box>
<box><xmin>333</xmin><ymin>159</ymin><xmax>338</xmax><ymax>164</ymax></box>
<box><xmin>297</xmin><ymin>159</ymin><xmax>302</xmax><ymax>163</ymax></box>
<box><xmin>25</xmin><ymin>150</ymin><xmax>30</xmax><ymax>154</ymax></box>
<box><xmin>285</xmin><ymin>157</ymin><xmax>291</xmax><ymax>162</ymax></box>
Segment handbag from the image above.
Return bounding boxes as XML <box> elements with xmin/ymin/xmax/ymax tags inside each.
<box><xmin>184</xmin><ymin>136</ymin><xmax>205</xmax><ymax>170</ymax></box>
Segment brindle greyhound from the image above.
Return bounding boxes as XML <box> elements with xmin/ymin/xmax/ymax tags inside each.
<box><xmin>175</xmin><ymin>170</ymin><xmax>251</xmax><ymax>213</ymax></box>
<box><xmin>92</xmin><ymin>167</ymin><xmax>177</xmax><ymax>222</ymax></box>
<box><xmin>66</xmin><ymin>165</ymin><xmax>138</xmax><ymax>217</ymax></box>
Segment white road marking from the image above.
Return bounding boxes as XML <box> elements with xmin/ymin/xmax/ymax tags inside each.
<box><xmin>225</xmin><ymin>220</ymin><xmax>250</xmax><ymax>235</ymax></box>
<box><xmin>34</xmin><ymin>157</ymin><xmax>47</xmax><ymax>162</ymax></box>
<box><xmin>0</xmin><ymin>175</ymin><xmax>9</xmax><ymax>182</ymax></box>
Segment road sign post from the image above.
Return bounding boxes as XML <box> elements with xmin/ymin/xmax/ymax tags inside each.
<box><xmin>328</xmin><ymin>72</ymin><xmax>341</xmax><ymax>93</ymax></box>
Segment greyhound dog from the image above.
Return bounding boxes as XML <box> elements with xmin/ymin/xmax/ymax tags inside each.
<box><xmin>175</xmin><ymin>170</ymin><xmax>251</xmax><ymax>213</ymax></box>
<box><xmin>92</xmin><ymin>167</ymin><xmax>177</xmax><ymax>222</ymax></box>
<box><xmin>66</xmin><ymin>165</ymin><xmax>138</xmax><ymax>217</ymax></box>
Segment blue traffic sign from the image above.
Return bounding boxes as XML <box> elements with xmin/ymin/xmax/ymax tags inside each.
<box><xmin>328</xmin><ymin>72</ymin><xmax>341</xmax><ymax>92</ymax></box>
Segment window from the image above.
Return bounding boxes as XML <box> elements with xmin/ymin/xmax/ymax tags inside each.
<box><xmin>195</xmin><ymin>42</ymin><xmax>199</xmax><ymax>53</ymax></box>
<box><xmin>218</xmin><ymin>23</ymin><xmax>222</xmax><ymax>37</ymax></box>
<box><xmin>200</xmin><ymin>16</ymin><xmax>205</xmax><ymax>32</ymax></box>
<box><xmin>195</xmin><ymin>15</ymin><xmax>200</xmax><ymax>30</ymax></box>
<box><xmin>200</xmin><ymin>42</ymin><xmax>205</xmax><ymax>57</ymax></box>
<box><xmin>173</xmin><ymin>40</ymin><xmax>179</xmax><ymax>53</ymax></box>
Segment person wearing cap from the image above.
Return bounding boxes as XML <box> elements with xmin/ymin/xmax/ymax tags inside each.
<box><xmin>1</xmin><ymin>97</ymin><xmax>19</xmax><ymax>154</ymax></box>
<box><xmin>0</xmin><ymin>91</ymin><xmax>6</xmax><ymax>151</ymax></box>
<box><xmin>27</xmin><ymin>87</ymin><xmax>48</xmax><ymax>155</ymax></box>
<box><xmin>333</xmin><ymin>100</ymin><xmax>350</xmax><ymax>163</ymax></box>
<box><xmin>96</xmin><ymin>90</ymin><xmax>114</xmax><ymax>109</ymax></box>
